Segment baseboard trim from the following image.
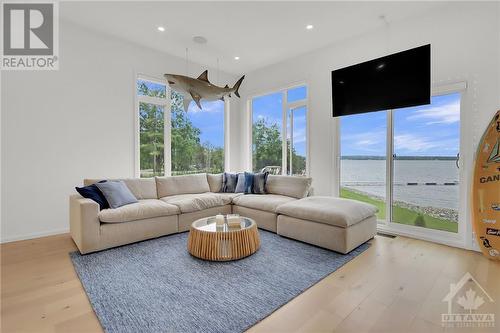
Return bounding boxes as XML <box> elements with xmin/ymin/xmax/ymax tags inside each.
<box><xmin>0</xmin><ymin>228</ymin><xmax>70</xmax><ymax>244</ymax></box>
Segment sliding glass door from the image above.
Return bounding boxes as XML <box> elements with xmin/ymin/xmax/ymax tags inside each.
<box><xmin>392</xmin><ymin>93</ymin><xmax>460</xmax><ymax>233</ymax></box>
<box><xmin>339</xmin><ymin>92</ymin><xmax>461</xmax><ymax>234</ymax></box>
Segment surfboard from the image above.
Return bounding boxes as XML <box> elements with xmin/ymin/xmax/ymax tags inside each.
<box><xmin>472</xmin><ymin>110</ymin><xmax>500</xmax><ymax>260</ymax></box>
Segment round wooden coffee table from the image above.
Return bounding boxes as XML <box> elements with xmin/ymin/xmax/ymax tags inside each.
<box><xmin>187</xmin><ymin>216</ymin><xmax>260</xmax><ymax>261</ymax></box>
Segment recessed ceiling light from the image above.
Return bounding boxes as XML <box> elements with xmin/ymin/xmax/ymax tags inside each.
<box><xmin>193</xmin><ymin>36</ymin><xmax>207</xmax><ymax>44</ymax></box>
<box><xmin>234</xmin><ymin>56</ymin><xmax>240</xmax><ymax>60</ymax></box>
<box><xmin>157</xmin><ymin>26</ymin><xmax>165</xmax><ymax>32</ymax></box>
<box><xmin>306</xmin><ymin>24</ymin><xmax>314</xmax><ymax>30</ymax></box>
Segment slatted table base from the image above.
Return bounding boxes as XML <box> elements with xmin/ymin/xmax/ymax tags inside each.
<box><xmin>187</xmin><ymin>224</ymin><xmax>260</xmax><ymax>261</ymax></box>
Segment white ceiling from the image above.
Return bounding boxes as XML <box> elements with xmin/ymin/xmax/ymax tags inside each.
<box><xmin>61</xmin><ymin>1</ymin><xmax>446</xmax><ymax>75</ymax></box>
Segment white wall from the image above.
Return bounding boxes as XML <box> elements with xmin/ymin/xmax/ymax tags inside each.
<box><xmin>1</xmin><ymin>20</ymin><xmax>240</xmax><ymax>242</ymax></box>
<box><xmin>238</xmin><ymin>2</ymin><xmax>500</xmax><ymax>249</ymax></box>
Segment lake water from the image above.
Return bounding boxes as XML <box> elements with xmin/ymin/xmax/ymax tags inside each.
<box><xmin>340</xmin><ymin>159</ymin><xmax>459</xmax><ymax>210</ymax></box>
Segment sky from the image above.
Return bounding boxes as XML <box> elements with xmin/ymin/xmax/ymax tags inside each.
<box><xmin>184</xmin><ymin>100</ymin><xmax>225</xmax><ymax>148</ymax></box>
<box><xmin>139</xmin><ymin>80</ymin><xmax>460</xmax><ymax>158</ymax></box>
<box><xmin>252</xmin><ymin>87</ymin><xmax>308</xmax><ymax>156</ymax></box>
<box><xmin>341</xmin><ymin>93</ymin><xmax>460</xmax><ymax>157</ymax></box>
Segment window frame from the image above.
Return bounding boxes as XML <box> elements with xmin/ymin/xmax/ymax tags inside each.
<box><xmin>247</xmin><ymin>83</ymin><xmax>309</xmax><ymax>175</ymax></box>
<box><xmin>134</xmin><ymin>73</ymin><xmax>229</xmax><ymax>177</ymax></box>
<box><xmin>336</xmin><ymin>82</ymin><xmax>468</xmax><ymax>248</ymax></box>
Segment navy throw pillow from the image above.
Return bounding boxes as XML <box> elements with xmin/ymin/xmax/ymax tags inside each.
<box><xmin>244</xmin><ymin>172</ymin><xmax>254</xmax><ymax>194</ymax></box>
<box><xmin>75</xmin><ymin>182</ymin><xmax>109</xmax><ymax>210</ymax></box>
<box><xmin>253</xmin><ymin>171</ymin><xmax>269</xmax><ymax>194</ymax></box>
<box><xmin>222</xmin><ymin>172</ymin><xmax>238</xmax><ymax>193</ymax></box>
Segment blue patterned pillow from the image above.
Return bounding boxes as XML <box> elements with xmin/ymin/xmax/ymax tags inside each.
<box><xmin>253</xmin><ymin>172</ymin><xmax>269</xmax><ymax>194</ymax></box>
<box><xmin>234</xmin><ymin>173</ymin><xmax>246</xmax><ymax>193</ymax></box>
<box><xmin>244</xmin><ymin>172</ymin><xmax>254</xmax><ymax>194</ymax></box>
<box><xmin>222</xmin><ymin>172</ymin><xmax>238</xmax><ymax>193</ymax></box>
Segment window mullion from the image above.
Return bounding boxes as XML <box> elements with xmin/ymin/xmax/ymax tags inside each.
<box><xmin>164</xmin><ymin>89</ymin><xmax>172</xmax><ymax>176</ymax></box>
<box><xmin>138</xmin><ymin>95</ymin><xmax>167</xmax><ymax>106</ymax></box>
<box><xmin>289</xmin><ymin>109</ymin><xmax>294</xmax><ymax>175</ymax></box>
<box><xmin>282</xmin><ymin>91</ymin><xmax>288</xmax><ymax>175</ymax></box>
<box><xmin>386</xmin><ymin>109</ymin><xmax>394</xmax><ymax>225</ymax></box>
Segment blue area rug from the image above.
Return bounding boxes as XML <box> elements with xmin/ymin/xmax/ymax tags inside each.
<box><xmin>70</xmin><ymin>231</ymin><xmax>369</xmax><ymax>333</ymax></box>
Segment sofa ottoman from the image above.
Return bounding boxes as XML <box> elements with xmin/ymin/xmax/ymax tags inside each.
<box><xmin>276</xmin><ymin>196</ymin><xmax>377</xmax><ymax>254</ymax></box>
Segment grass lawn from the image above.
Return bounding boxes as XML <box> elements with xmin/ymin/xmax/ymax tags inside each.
<box><xmin>340</xmin><ymin>188</ymin><xmax>458</xmax><ymax>233</ymax></box>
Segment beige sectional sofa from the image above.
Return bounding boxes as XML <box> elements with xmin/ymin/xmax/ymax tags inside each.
<box><xmin>70</xmin><ymin>173</ymin><xmax>377</xmax><ymax>254</ymax></box>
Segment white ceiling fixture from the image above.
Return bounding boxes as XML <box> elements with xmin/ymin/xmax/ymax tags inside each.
<box><xmin>192</xmin><ymin>36</ymin><xmax>207</xmax><ymax>44</ymax></box>
<box><xmin>157</xmin><ymin>26</ymin><xmax>165</xmax><ymax>32</ymax></box>
<box><xmin>60</xmin><ymin>2</ymin><xmax>447</xmax><ymax>74</ymax></box>
<box><xmin>306</xmin><ymin>24</ymin><xmax>314</xmax><ymax>30</ymax></box>
<box><xmin>234</xmin><ymin>56</ymin><xmax>240</xmax><ymax>60</ymax></box>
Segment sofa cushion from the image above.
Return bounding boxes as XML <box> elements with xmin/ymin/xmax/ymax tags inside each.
<box><xmin>232</xmin><ymin>194</ymin><xmax>296</xmax><ymax>213</ymax></box>
<box><xmin>84</xmin><ymin>178</ymin><xmax>157</xmax><ymax>200</ymax></box>
<box><xmin>217</xmin><ymin>192</ymin><xmax>244</xmax><ymax>202</ymax></box>
<box><xmin>276</xmin><ymin>196</ymin><xmax>378</xmax><ymax>228</ymax></box>
<box><xmin>98</xmin><ymin>199</ymin><xmax>179</xmax><ymax>223</ymax></box>
<box><xmin>207</xmin><ymin>173</ymin><xmax>223</xmax><ymax>192</ymax></box>
<box><xmin>156</xmin><ymin>174</ymin><xmax>210</xmax><ymax>197</ymax></box>
<box><xmin>160</xmin><ymin>193</ymin><xmax>231</xmax><ymax>213</ymax></box>
<box><xmin>266</xmin><ymin>175</ymin><xmax>312</xmax><ymax>199</ymax></box>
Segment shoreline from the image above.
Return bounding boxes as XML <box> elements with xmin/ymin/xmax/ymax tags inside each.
<box><xmin>343</xmin><ymin>186</ymin><xmax>458</xmax><ymax>223</ymax></box>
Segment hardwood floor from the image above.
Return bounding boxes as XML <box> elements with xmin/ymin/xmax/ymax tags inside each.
<box><xmin>1</xmin><ymin>233</ymin><xmax>499</xmax><ymax>332</ymax></box>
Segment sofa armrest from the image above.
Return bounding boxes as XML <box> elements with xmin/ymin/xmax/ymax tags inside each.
<box><xmin>69</xmin><ymin>194</ymin><xmax>100</xmax><ymax>254</ymax></box>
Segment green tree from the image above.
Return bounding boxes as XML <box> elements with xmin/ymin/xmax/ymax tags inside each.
<box><xmin>171</xmin><ymin>91</ymin><xmax>224</xmax><ymax>174</ymax></box>
<box><xmin>139</xmin><ymin>83</ymin><xmax>165</xmax><ymax>177</ymax></box>
<box><xmin>140</xmin><ymin>88</ymin><xmax>225</xmax><ymax>176</ymax></box>
<box><xmin>286</xmin><ymin>139</ymin><xmax>306</xmax><ymax>175</ymax></box>
<box><xmin>252</xmin><ymin>118</ymin><xmax>282</xmax><ymax>172</ymax></box>
<box><xmin>252</xmin><ymin>118</ymin><xmax>306</xmax><ymax>175</ymax></box>
<box><xmin>414</xmin><ymin>214</ymin><xmax>427</xmax><ymax>228</ymax></box>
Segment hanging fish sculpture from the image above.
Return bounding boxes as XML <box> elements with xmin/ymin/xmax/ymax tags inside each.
<box><xmin>164</xmin><ymin>70</ymin><xmax>245</xmax><ymax>111</ymax></box>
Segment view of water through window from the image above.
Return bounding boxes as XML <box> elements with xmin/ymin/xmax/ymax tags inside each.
<box><xmin>340</xmin><ymin>93</ymin><xmax>460</xmax><ymax>233</ymax></box>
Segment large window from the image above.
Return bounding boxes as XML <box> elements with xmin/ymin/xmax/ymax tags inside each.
<box><xmin>136</xmin><ymin>77</ymin><xmax>225</xmax><ymax>177</ymax></box>
<box><xmin>252</xmin><ymin>92</ymin><xmax>283</xmax><ymax>173</ymax></box>
<box><xmin>340</xmin><ymin>92</ymin><xmax>460</xmax><ymax>233</ymax></box>
<box><xmin>171</xmin><ymin>91</ymin><xmax>225</xmax><ymax>175</ymax></box>
<box><xmin>251</xmin><ymin>85</ymin><xmax>308</xmax><ymax>175</ymax></box>
<box><xmin>137</xmin><ymin>78</ymin><xmax>168</xmax><ymax>177</ymax></box>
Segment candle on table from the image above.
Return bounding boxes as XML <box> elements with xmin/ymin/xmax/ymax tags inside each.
<box><xmin>215</xmin><ymin>214</ymin><xmax>224</xmax><ymax>226</ymax></box>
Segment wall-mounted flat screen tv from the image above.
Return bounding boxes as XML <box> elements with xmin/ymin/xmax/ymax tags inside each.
<box><xmin>332</xmin><ymin>44</ymin><xmax>430</xmax><ymax>117</ymax></box>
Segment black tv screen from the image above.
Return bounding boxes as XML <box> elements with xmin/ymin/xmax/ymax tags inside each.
<box><xmin>332</xmin><ymin>44</ymin><xmax>430</xmax><ymax>117</ymax></box>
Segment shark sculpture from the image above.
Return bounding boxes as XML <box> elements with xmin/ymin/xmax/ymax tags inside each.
<box><xmin>164</xmin><ymin>70</ymin><xmax>245</xmax><ymax>111</ymax></box>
